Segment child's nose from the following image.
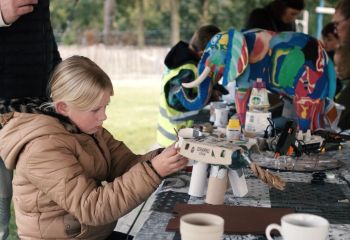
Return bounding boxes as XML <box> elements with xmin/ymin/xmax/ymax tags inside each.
<box><xmin>99</xmin><ymin>110</ymin><xmax>107</xmax><ymax>121</ymax></box>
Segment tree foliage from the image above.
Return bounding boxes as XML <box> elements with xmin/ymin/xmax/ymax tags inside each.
<box><xmin>50</xmin><ymin>0</ymin><xmax>338</xmax><ymax>46</ymax></box>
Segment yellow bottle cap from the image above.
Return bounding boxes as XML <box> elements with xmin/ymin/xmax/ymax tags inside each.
<box><xmin>228</xmin><ymin>118</ymin><xmax>240</xmax><ymax>129</ymax></box>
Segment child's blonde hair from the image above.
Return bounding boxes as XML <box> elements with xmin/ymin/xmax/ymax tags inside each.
<box><xmin>48</xmin><ymin>55</ymin><xmax>114</xmax><ymax>111</ymax></box>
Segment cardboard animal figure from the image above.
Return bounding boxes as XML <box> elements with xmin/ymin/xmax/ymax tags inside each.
<box><xmin>174</xmin><ymin>28</ymin><xmax>337</xmax><ymax>131</ymax></box>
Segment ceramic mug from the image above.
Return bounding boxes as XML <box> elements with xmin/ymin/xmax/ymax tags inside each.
<box><xmin>265</xmin><ymin>213</ymin><xmax>329</xmax><ymax>240</ymax></box>
<box><xmin>180</xmin><ymin>213</ymin><xmax>224</xmax><ymax>240</ymax></box>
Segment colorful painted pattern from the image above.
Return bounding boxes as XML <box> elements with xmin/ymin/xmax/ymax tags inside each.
<box><xmin>176</xmin><ymin>28</ymin><xmax>337</xmax><ymax>131</ymax></box>
<box><xmin>240</xmin><ymin>29</ymin><xmax>335</xmax><ymax>131</ymax></box>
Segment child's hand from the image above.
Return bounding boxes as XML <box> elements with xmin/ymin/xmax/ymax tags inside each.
<box><xmin>150</xmin><ymin>144</ymin><xmax>188</xmax><ymax>178</ymax></box>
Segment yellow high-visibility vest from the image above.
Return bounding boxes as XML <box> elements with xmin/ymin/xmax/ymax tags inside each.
<box><xmin>156</xmin><ymin>63</ymin><xmax>198</xmax><ymax>147</ymax></box>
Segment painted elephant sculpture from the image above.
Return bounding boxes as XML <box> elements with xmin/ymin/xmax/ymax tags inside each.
<box><xmin>175</xmin><ymin>28</ymin><xmax>337</xmax><ymax>131</ymax></box>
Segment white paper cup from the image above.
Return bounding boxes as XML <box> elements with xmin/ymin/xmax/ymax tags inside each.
<box><xmin>180</xmin><ymin>213</ymin><xmax>224</xmax><ymax>240</ymax></box>
<box><xmin>210</xmin><ymin>101</ymin><xmax>227</xmax><ymax>122</ymax></box>
<box><xmin>214</xmin><ymin>108</ymin><xmax>229</xmax><ymax>127</ymax></box>
<box><xmin>265</xmin><ymin>213</ymin><xmax>329</xmax><ymax>240</ymax></box>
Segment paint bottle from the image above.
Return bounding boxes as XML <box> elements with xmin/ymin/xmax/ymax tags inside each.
<box><xmin>245</xmin><ymin>78</ymin><xmax>271</xmax><ymax>136</ymax></box>
<box><xmin>226</xmin><ymin>117</ymin><xmax>241</xmax><ymax>141</ymax></box>
<box><xmin>248</xmin><ymin>78</ymin><xmax>270</xmax><ymax>112</ymax></box>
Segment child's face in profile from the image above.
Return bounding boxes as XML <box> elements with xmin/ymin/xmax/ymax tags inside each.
<box><xmin>322</xmin><ymin>33</ymin><xmax>339</xmax><ymax>52</ymax></box>
<box><xmin>66</xmin><ymin>90</ymin><xmax>110</xmax><ymax>134</ymax></box>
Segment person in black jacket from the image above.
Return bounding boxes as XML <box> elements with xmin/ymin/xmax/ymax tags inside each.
<box><xmin>321</xmin><ymin>22</ymin><xmax>343</xmax><ymax>96</ymax></box>
<box><xmin>246</xmin><ymin>0</ymin><xmax>305</xmax><ymax>32</ymax></box>
<box><xmin>332</xmin><ymin>0</ymin><xmax>350</xmax><ymax>131</ymax></box>
<box><xmin>334</xmin><ymin>39</ymin><xmax>350</xmax><ymax>131</ymax></box>
<box><xmin>0</xmin><ymin>0</ymin><xmax>61</xmax><ymax>239</ymax></box>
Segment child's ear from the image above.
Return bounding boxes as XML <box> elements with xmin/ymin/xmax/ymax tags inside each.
<box><xmin>55</xmin><ymin>101</ymin><xmax>69</xmax><ymax>116</ymax></box>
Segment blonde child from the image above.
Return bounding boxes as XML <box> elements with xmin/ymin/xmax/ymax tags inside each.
<box><xmin>0</xmin><ymin>56</ymin><xmax>188</xmax><ymax>239</ymax></box>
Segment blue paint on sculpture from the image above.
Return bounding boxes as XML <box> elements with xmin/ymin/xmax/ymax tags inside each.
<box><xmin>175</xmin><ymin>28</ymin><xmax>336</xmax><ymax>131</ymax></box>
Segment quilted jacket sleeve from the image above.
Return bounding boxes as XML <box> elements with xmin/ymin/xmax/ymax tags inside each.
<box><xmin>19</xmin><ymin>133</ymin><xmax>162</xmax><ymax>226</ymax></box>
<box><xmin>101</xmin><ymin>129</ymin><xmax>163</xmax><ymax>180</ymax></box>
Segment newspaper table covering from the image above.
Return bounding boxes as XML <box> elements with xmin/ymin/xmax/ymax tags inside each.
<box><xmin>134</xmin><ymin>143</ymin><xmax>350</xmax><ymax>240</ymax></box>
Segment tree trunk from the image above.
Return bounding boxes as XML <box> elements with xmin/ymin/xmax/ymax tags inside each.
<box><xmin>170</xmin><ymin>0</ymin><xmax>181</xmax><ymax>45</ymax></box>
<box><xmin>136</xmin><ymin>0</ymin><xmax>145</xmax><ymax>48</ymax></box>
<box><xmin>103</xmin><ymin>0</ymin><xmax>116</xmax><ymax>45</ymax></box>
<box><xmin>200</xmin><ymin>0</ymin><xmax>209</xmax><ymax>25</ymax></box>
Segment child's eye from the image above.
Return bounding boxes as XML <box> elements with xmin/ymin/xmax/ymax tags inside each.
<box><xmin>91</xmin><ymin>105</ymin><xmax>108</xmax><ymax>113</ymax></box>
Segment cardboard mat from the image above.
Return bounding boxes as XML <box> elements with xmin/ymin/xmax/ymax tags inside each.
<box><xmin>166</xmin><ymin>203</ymin><xmax>294</xmax><ymax>235</ymax></box>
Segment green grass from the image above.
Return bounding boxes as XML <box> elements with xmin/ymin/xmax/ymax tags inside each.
<box><xmin>8</xmin><ymin>85</ymin><xmax>160</xmax><ymax>238</ymax></box>
<box><xmin>8</xmin><ymin>203</ymin><xmax>18</xmax><ymax>240</ymax></box>
<box><xmin>104</xmin><ymin>85</ymin><xmax>160</xmax><ymax>153</ymax></box>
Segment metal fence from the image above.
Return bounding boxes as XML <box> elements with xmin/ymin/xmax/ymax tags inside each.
<box><xmin>58</xmin><ymin>45</ymin><xmax>169</xmax><ymax>80</ymax></box>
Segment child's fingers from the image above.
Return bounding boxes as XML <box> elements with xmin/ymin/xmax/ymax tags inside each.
<box><xmin>162</xmin><ymin>145</ymin><xmax>177</xmax><ymax>155</ymax></box>
<box><xmin>166</xmin><ymin>153</ymin><xmax>186</xmax><ymax>164</ymax></box>
<box><xmin>174</xmin><ymin>158</ymin><xmax>189</xmax><ymax>173</ymax></box>
<box><xmin>168</xmin><ymin>156</ymin><xmax>188</xmax><ymax>170</ymax></box>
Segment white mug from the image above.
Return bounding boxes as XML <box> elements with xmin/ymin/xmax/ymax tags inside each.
<box><xmin>180</xmin><ymin>213</ymin><xmax>224</xmax><ymax>240</ymax></box>
<box><xmin>265</xmin><ymin>213</ymin><xmax>329</xmax><ymax>240</ymax></box>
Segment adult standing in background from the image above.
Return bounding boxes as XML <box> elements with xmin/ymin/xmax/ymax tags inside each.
<box><xmin>246</xmin><ymin>0</ymin><xmax>305</xmax><ymax>32</ymax></box>
<box><xmin>321</xmin><ymin>22</ymin><xmax>343</xmax><ymax>95</ymax></box>
<box><xmin>333</xmin><ymin>0</ymin><xmax>350</xmax><ymax>44</ymax></box>
<box><xmin>333</xmin><ymin>0</ymin><xmax>350</xmax><ymax>131</ymax></box>
<box><xmin>0</xmin><ymin>0</ymin><xmax>61</xmax><ymax>239</ymax></box>
<box><xmin>334</xmin><ymin>42</ymin><xmax>350</xmax><ymax>130</ymax></box>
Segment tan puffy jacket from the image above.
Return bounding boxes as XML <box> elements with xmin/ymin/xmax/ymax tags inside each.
<box><xmin>0</xmin><ymin>112</ymin><xmax>162</xmax><ymax>239</ymax></box>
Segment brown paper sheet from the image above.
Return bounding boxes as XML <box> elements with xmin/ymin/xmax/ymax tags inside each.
<box><xmin>166</xmin><ymin>203</ymin><xmax>294</xmax><ymax>235</ymax></box>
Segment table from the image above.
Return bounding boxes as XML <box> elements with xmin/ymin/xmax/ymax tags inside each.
<box><xmin>134</xmin><ymin>143</ymin><xmax>350</xmax><ymax>240</ymax></box>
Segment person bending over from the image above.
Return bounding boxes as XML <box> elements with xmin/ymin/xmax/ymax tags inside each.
<box><xmin>157</xmin><ymin>24</ymin><xmax>221</xmax><ymax>147</ymax></box>
<box><xmin>246</xmin><ymin>0</ymin><xmax>305</xmax><ymax>32</ymax></box>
